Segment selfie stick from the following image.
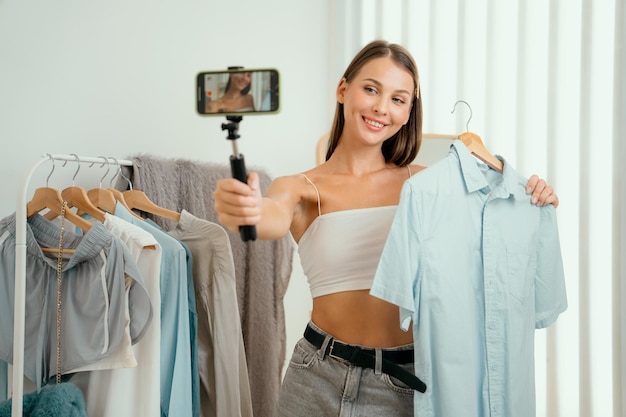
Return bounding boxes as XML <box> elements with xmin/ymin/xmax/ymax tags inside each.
<box><xmin>222</xmin><ymin>115</ymin><xmax>257</xmax><ymax>241</ymax></box>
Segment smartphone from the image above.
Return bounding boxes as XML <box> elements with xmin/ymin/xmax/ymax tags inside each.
<box><xmin>196</xmin><ymin>68</ymin><xmax>280</xmax><ymax>116</ymax></box>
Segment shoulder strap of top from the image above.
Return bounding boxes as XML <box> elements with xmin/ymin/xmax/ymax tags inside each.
<box><xmin>407</xmin><ymin>165</ymin><xmax>412</xmax><ymax>177</ymax></box>
<box><xmin>300</xmin><ymin>173</ymin><xmax>321</xmax><ymax>216</ymax></box>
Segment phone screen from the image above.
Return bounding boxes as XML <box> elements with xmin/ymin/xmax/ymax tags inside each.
<box><xmin>196</xmin><ymin>68</ymin><xmax>280</xmax><ymax>116</ymax></box>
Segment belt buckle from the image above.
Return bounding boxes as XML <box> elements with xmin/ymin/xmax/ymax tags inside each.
<box><xmin>327</xmin><ymin>339</ymin><xmax>337</xmax><ymax>359</ymax></box>
<box><xmin>327</xmin><ymin>339</ymin><xmax>343</xmax><ymax>361</ymax></box>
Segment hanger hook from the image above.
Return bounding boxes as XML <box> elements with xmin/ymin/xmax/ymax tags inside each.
<box><xmin>45</xmin><ymin>153</ymin><xmax>55</xmax><ymax>187</ymax></box>
<box><xmin>451</xmin><ymin>100</ymin><xmax>473</xmax><ymax>132</ymax></box>
<box><xmin>109</xmin><ymin>158</ymin><xmax>120</xmax><ymax>187</ymax></box>
<box><xmin>109</xmin><ymin>157</ymin><xmax>133</xmax><ymax>190</ymax></box>
<box><xmin>97</xmin><ymin>156</ymin><xmax>110</xmax><ymax>188</ymax></box>
<box><xmin>66</xmin><ymin>153</ymin><xmax>81</xmax><ymax>185</ymax></box>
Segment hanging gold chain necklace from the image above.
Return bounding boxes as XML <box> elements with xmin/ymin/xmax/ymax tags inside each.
<box><xmin>55</xmin><ymin>201</ymin><xmax>67</xmax><ymax>385</ymax></box>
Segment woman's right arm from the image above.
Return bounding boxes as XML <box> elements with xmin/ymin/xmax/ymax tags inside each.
<box><xmin>213</xmin><ymin>172</ymin><xmax>299</xmax><ymax>240</ymax></box>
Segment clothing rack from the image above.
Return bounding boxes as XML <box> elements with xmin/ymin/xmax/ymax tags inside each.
<box><xmin>11</xmin><ymin>154</ymin><xmax>133</xmax><ymax>417</ymax></box>
<box><xmin>315</xmin><ymin>131</ymin><xmax>458</xmax><ymax>165</ymax></box>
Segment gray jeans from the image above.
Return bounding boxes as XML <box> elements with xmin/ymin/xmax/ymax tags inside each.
<box><xmin>275</xmin><ymin>322</ymin><xmax>414</xmax><ymax>417</ymax></box>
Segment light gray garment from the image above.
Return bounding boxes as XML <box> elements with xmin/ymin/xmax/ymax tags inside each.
<box><xmin>116</xmin><ymin>154</ymin><xmax>294</xmax><ymax>417</ymax></box>
<box><xmin>0</xmin><ymin>213</ymin><xmax>152</xmax><ymax>387</ymax></box>
<box><xmin>169</xmin><ymin>209</ymin><xmax>253</xmax><ymax>417</ymax></box>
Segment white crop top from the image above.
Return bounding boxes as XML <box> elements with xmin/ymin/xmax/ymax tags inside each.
<box><xmin>297</xmin><ymin>174</ymin><xmax>399</xmax><ymax>298</ymax></box>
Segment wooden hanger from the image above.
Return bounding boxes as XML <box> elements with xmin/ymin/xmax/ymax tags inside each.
<box><xmin>88</xmin><ymin>157</ymin><xmax>156</xmax><ymax>250</ymax></box>
<box><xmin>59</xmin><ymin>186</ymin><xmax>106</xmax><ymax>222</ymax></box>
<box><xmin>315</xmin><ymin>130</ymin><xmax>475</xmax><ymax>165</ymax></box>
<box><xmin>27</xmin><ymin>156</ymin><xmax>92</xmax><ymax>235</ymax></box>
<box><xmin>26</xmin><ymin>156</ymin><xmax>89</xmax><ymax>254</ymax></box>
<box><xmin>101</xmin><ymin>157</ymin><xmax>143</xmax><ymax>220</ymax></box>
<box><xmin>27</xmin><ymin>187</ymin><xmax>90</xmax><ymax>255</ymax></box>
<box><xmin>84</xmin><ymin>157</ymin><xmax>118</xmax><ymax>215</ymax></box>
<box><xmin>451</xmin><ymin>100</ymin><xmax>503</xmax><ymax>173</ymax></box>
<box><xmin>123</xmin><ymin>189</ymin><xmax>181</xmax><ymax>222</ymax></box>
<box><xmin>314</xmin><ymin>108</ymin><xmax>503</xmax><ymax>173</ymax></box>
<box><xmin>407</xmin><ymin>131</ymin><xmax>502</xmax><ymax>172</ymax></box>
<box><xmin>27</xmin><ymin>187</ymin><xmax>92</xmax><ymax>233</ymax></box>
<box><xmin>457</xmin><ymin>132</ymin><xmax>503</xmax><ymax>173</ymax></box>
<box><xmin>108</xmin><ymin>156</ymin><xmax>180</xmax><ymax>222</ymax></box>
<box><xmin>88</xmin><ymin>187</ymin><xmax>117</xmax><ymax>214</ymax></box>
<box><xmin>44</xmin><ymin>155</ymin><xmax>106</xmax><ymax>223</ymax></box>
<box><xmin>107</xmin><ymin>188</ymin><xmax>143</xmax><ymax>219</ymax></box>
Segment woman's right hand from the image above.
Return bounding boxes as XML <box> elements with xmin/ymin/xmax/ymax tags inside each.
<box><xmin>213</xmin><ymin>171</ymin><xmax>262</xmax><ymax>234</ymax></box>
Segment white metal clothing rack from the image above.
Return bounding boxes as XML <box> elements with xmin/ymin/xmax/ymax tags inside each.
<box><xmin>11</xmin><ymin>154</ymin><xmax>133</xmax><ymax>417</ymax></box>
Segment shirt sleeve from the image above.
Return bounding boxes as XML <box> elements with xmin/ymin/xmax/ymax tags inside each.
<box><xmin>114</xmin><ymin>236</ymin><xmax>154</xmax><ymax>344</ymax></box>
<box><xmin>370</xmin><ymin>181</ymin><xmax>422</xmax><ymax>332</ymax></box>
<box><xmin>534</xmin><ymin>204</ymin><xmax>568</xmax><ymax>328</ymax></box>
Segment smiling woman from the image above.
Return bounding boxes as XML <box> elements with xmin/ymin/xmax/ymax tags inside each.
<box><xmin>212</xmin><ymin>39</ymin><xmax>559</xmax><ymax>417</ymax></box>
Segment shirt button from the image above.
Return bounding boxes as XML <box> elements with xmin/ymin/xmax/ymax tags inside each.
<box><xmin>488</xmin><ymin>322</ymin><xmax>496</xmax><ymax>330</ymax></box>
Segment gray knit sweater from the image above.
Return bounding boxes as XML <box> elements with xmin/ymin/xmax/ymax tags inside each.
<box><xmin>115</xmin><ymin>154</ymin><xmax>294</xmax><ymax>417</ymax></box>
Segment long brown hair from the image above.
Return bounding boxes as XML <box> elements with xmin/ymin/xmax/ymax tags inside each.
<box><xmin>225</xmin><ymin>72</ymin><xmax>252</xmax><ymax>95</ymax></box>
<box><xmin>325</xmin><ymin>40</ymin><xmax>422</xmax><ymax>167</ymax></box>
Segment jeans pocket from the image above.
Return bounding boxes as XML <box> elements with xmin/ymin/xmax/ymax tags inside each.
<box><xmin>288</xmin><ymin>338</ymin><xmax>319</xmax><ymax>370</ymax></box>
<box><xmin>381</xmin><ymin>363</ymin><xmax>416</xmax><ymax>395</ymax></box>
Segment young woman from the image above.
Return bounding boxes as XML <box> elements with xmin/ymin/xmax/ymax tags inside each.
<box><xmin>213</xmin><ymin>40</ymin><xmax>557</xmax><ymax>416</ymax></box>
<box><xmin>205</xmin><ymin>71</ymin><xmax>255</xmax><ymax>113</ymax></box>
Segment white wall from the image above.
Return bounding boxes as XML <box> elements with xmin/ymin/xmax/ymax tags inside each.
<box><xmin>0</xmin><ymin>0</ymin><xmax>334</xmax><ymax>381</ymax></box>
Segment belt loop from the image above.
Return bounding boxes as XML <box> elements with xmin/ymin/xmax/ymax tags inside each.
<box><xmin>319</xmin><ymin>335</ymin><xmax>332</xmax><ymax>359</ymax></box>
<box><xmin>375</xmin><ymin>348</ymin><xmax>382</xmax><ymax>375</ymax></box>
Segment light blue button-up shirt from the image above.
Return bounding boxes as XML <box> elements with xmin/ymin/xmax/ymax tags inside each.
<box><xmin>146</xmin><ymin>218</ymin><xmax>200</xmax><ymax>417</ymax></box>
<box><xmin>371</xmin><ymin>140</ymin><xmax>567</xmax><ymax>417</ymax></box>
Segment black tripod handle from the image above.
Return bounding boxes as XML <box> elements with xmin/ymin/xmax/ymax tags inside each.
<box><xmin>230</xmin><ymin>154</ymin><xmax>257</xmax><ymax>241</ymax></box>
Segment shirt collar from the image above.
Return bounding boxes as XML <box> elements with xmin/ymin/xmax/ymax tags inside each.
<box><xmin>450</xmin><ymin>140</ymin><xmax>528</xmax><ymax>201</ymax></box>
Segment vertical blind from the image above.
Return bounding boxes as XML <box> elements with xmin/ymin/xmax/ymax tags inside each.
<box><xmin>330</xmin><ymin>1</ymin><xmax>624</xmax><ymax>416</ymax></box>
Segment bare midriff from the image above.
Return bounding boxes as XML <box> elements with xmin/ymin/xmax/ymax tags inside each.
<box><xmin>310</xmin><ymin>289</ymin><xmax>413</xmax><ymax>348</ymax></box>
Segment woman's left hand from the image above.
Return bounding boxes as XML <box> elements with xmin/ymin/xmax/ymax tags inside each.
<box><xmin>526</xmin><ymin>175</ymin><xmax>559</xmax><ymax>208</ymax></box>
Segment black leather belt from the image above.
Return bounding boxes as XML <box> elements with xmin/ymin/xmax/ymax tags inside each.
<box><xmin>304</xmin><ymin>324</ymin><xmax>427</xmax><ymax>393</ymax></box>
